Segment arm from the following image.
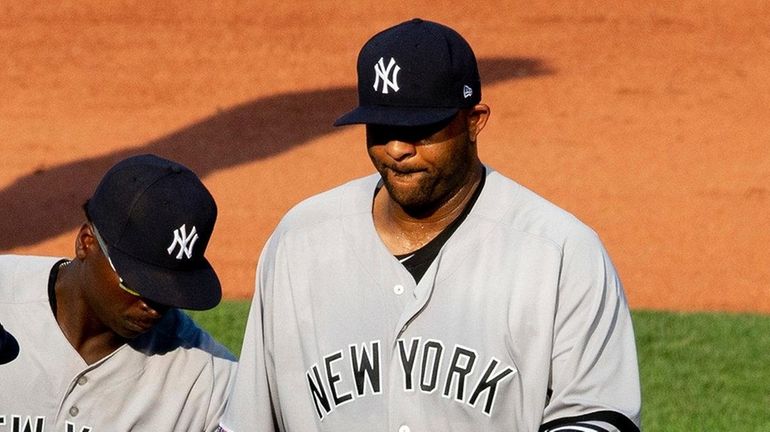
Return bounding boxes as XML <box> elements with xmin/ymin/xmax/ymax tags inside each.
<box><xmin>165</xmin><ymin>310</ymin><xmax>238</xmax><ymax>432</ymax></box>
<box><xmin>218</xmin><ymin>241</ymin><xmax>280</xmax><ymax>432</ymax></box>
<box><xmin>203</xmin><ymin>355</ymin><xmax>238</xmax><ymax>432</ymax></box>
<box><xmin>540</xmin><ymin>234</ymin><xmax>642</xmax><ymax>432</ymax></box>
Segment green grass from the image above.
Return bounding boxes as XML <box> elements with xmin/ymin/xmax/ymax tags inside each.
<box><xmin>188</xmin><ymin>300</ymin><xmax>251</xmax><ymax>357</ymax></box>
<box><xmin>634</xmin><ymin>310</ymin><xmax>770</xmax><ymax>431</ymax></box>
<box><xmin>190</xmin><ymin>302</ymin><xmax>770</xmax><ymax>431</ymax></box>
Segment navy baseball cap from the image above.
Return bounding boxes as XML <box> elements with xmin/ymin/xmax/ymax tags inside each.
<box><xmin>334</xmin><ymin>18</ymin><xmax>481</xmax><ymax>127</ymax></box>
<box><xmin>87</xmin><ymin>154</ymin><xmax>221</xmax><ymax>310</ymax></box>
<box><xmin>0</xmin><ymin>323</ymin><xmax>19</xmax><ymax>365</ymax></box>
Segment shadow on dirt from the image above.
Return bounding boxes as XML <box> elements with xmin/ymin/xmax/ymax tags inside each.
<box><xmin>0</xmin><ymin>57</ymin><xmax>553</xmax><ymax>249</ymax></box>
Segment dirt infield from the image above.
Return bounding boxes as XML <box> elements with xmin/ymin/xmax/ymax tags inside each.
<box><xmin>2</xmin><ymin>1</ymin><xmax>768</xmax><ymax>313</ymax></box>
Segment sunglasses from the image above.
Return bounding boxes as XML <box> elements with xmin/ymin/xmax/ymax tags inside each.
<box><xmin>90</xmin><ymin>224</ymin><xmax>142</xmax><ymax>298</ymax></box>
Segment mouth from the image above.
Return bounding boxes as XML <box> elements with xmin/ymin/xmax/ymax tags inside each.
<box><xmin>126</xmin><ymin>319</ymin><xmax>156</xmax><ymax>334</ymax></box>
<box><xmin>385</xmin><ymin>165</ymin><xmax>425</xmax><ymax>178</ymax></box>
<box><xmin>385</xmin><ymin>171</ymin><xmax>421</xmax><ymax>188</ymax></box>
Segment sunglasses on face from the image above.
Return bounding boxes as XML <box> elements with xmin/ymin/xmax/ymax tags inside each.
<box><xmin>90</xmin><ymin>224</ymin><xmax>142</xmax><ymax>298</ymax></box>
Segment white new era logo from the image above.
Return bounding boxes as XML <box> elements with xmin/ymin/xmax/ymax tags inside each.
<box><xmin>463</xmin><ymin>85</ymin><xmax>473</xmax><ymax>99</ymax></box>
<box><xmin>167</xmin><ymin>224</ymin><xmax>199</xmax><ymax>260</ymax></box>
<box><xmin>373</xmin><ymin>57</ymin><xmax>400</xmax><ymax>94</ymax></box>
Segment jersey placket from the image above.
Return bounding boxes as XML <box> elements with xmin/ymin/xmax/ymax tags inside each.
<box><xmin>387</xmin><ymin>250</ymin><xmax>443</xmax><ymax>432</ymax></box>
<box><xmin>54</xmin><ymin>346</ymin><xmax>125</xmax><ymax>429</ymax></box>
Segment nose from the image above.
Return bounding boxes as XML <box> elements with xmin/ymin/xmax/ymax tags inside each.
<box><xmin>384</xmin><ymin>140</ymin><xmax>416</xmax><ymax>162</ymax></box>
<box><xmin>139</xmin><ymin>299</ymin><xmax>168</xmax><ymax>319</ymax></box>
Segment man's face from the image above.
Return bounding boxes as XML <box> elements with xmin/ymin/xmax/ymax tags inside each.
<box><xmin>366</xmin><ymin>111</ymin><xmax>480</xmax><ymax>215</ymax></box>
<box><xmin>82</xmin><ymin>229</ymin><xmax>169</xmax><ymax>339</ymax></box>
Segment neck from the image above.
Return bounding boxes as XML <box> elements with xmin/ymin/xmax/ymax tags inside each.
<box><xmin>374</xmin><ymin>164</ymin><xmax>483</xmax><ymax>255</ymax></box>
<box><xmin>55</xmin><ymin>262</ymin><xmax>125</xmax><ymax>364</ymax></box>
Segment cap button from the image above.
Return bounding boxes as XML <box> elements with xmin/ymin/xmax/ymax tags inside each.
<box><xmin>170</xmin><ymin>165</ymin><xmax>182</xmax><ymax>173</ymax></box>
<box><xmin>411</xmin><ymin>18</ymin><xmax>423</xmax><ymax>24</ymax></box>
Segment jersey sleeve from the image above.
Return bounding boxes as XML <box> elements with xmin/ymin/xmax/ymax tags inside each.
<box><xmin>218</xmin><ymin>236</ymin><xmax>280</xmax><ymax>432</ymax></box>
<box><xmin>202</xmin><ymin>353</ymin><xmax>238</xmax><ymax>432</ymax></box>
<box><xmin>164</xmin><ymin>311</ymin><xmax>238</xmax><ymax>432</ymax></box>
<box><xmin>540</xmin><ymin>233</ymin><xmax>642</xmax><ymax>432</ymax></box>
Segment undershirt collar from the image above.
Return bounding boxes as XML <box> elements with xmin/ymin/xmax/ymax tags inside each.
<box><xmin>48</xmin><ymin>259</ymin><xmax>70</xmax><ymax>318</ymax></box>
<box><xmin>376</xmin><ymin>169</ymin><xmax>486</xmax><ymax>283</ymax></box>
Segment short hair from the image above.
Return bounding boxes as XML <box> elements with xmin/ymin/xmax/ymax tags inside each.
<box><xmin>82</xmin><ymin>200</ymin><xmax>92</xmax><ymax>222</ymax></box>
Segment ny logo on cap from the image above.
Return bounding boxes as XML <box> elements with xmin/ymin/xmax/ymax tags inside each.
<box><xmin>167</xmin><ymin>224</ymin><xmax>199</xmax><ymax>260</ymax></box>
<box><xmin>373</xmin><ymin>57</ymin><xmax>400</xmax><ymax>94</ymax></box>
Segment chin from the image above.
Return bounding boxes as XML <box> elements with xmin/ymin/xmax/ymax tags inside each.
<box><xmin>393</xmin><ymin>194</ymin><xmax>443</xmax><ymax>217</ymax></box>
<box><xmin>387</xmin><ymin>189</ymin><xmax>426</xmax><ymax>208</ymax></box>
<box><xmin>384</xmin><ymin>178</ymin><xmax>429</xmax><ymax>203</ymax></box>
<box><xmin>118</xmin><ymin>321</ymin><xmax>154</xmax><ymax>339</ymax></box>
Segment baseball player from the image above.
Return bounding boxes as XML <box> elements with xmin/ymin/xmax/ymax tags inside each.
<box><xmin>220</xmin><ymin>19</ymin><xmax>641</xmax><ymax>432</ymax></box>
<box><xmin>0</xmin><ymin>154</ymin><xmax>236</xmax><ymax>431</ymax></box>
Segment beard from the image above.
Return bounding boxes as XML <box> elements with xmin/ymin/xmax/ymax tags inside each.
<box><xmin>377</xmin><ymin>161</ymin><xmax>471</xmax><ymax>218</ymax></box>
<box><xmin>381</xmin><ymin>171</ymin><xmax>440</xmax><ymax>214</ymax></box>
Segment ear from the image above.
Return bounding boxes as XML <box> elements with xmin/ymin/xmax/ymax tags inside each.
<box><xmin>467</xmin><ymin>104</ymin><xmax>490</xmax><ymax>143</ymax></box>
<box><xmin>75</xmin><ymin>223</ymin><xmax>96</xmax><ymax>260</ymax></box>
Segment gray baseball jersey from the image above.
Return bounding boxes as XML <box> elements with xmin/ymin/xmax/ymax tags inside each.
<box><xmin>0</xmin><ymin>255</ymin><xmax>237</xmax><ymax>432</ymax></box>
<box><xmin>221</xmin><ymin>167</ymin><xmax>641</xmax><ymax>432</ymax></box>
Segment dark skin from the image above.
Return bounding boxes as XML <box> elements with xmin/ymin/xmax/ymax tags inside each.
<box><xmin>367</xmin><ymin>104</ymin><xmax>490</xmax><ymax>255</ymax></box>
<box><xmin>54</xmin><ymin>223</ymin><xmax>166</xmax><ymax>365</ymax></box>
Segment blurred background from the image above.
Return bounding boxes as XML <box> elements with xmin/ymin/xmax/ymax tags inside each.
<box><xmin>2</xmin><ymin>0</ymin><xmax>768</xmax><ymax>312</ymax></box>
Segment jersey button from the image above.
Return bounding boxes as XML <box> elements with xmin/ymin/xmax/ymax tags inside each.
<box><xmin>77</xmin><ymin>376</ymin><xmax>88</xmax><ymax>386</ymax></box>
<box><xmin>393</xmin><ymin>284</ymin><xmax>404</xmax><ymax>295</ymax></box>
<box><xmin>398</xmin><ymin>425</ymin><xmax>411</xmax><ymax>432</ymax></box>
<box><xmin>69</xmin><ymin>406</ymin><xmax>79</xmax><ymax>417</ymax></box>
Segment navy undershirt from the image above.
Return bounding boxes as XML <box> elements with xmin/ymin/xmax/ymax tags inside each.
<box><xmin>48</xmin><ymin>259</ymin><xmax>69</xmax><ymax>318</ymax></box>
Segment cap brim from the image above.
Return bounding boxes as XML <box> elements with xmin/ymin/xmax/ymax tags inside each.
<box><xmin>0</xmin><ymin>325</ymin><xmax>20</xmax><ymax>365</ymax></box>
<box><xmin>334</xmin><ymin>105</ymin><xmax>459</xmax><ymax>127</ymax></box>
<box><xmin>109</xmin><ymin>248</ymin><xmax>222</xmax><ymax>311</ymax></box>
